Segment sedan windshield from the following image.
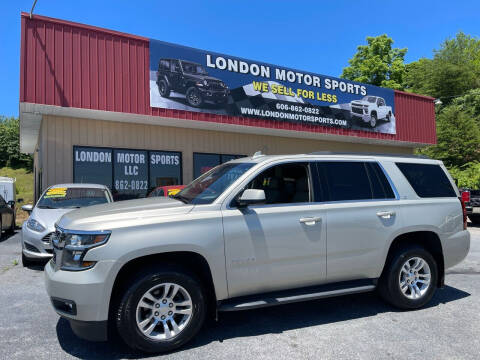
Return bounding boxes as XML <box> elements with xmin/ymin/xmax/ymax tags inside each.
<box><xmin>37</xmin><ymin>187</ymin><xmax>110</xmax><ymax>209</ymax></box>
<box><xmin>175</xmin><ymin>163</ymin><xmax>254</xmax><ymax>205</ymax></box>
<box><xmin>181</xmin><ymin>61</ymin><xmax>208</xmax><ymax>75</ymax></box>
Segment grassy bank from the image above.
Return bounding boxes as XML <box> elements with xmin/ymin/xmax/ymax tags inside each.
<box><xmin>0</xmin><ymin>167</ymin><xmax>33</xmax><ymax>226</ymax></box>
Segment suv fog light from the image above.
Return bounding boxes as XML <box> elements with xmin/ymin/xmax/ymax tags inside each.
<box><xmin>51</xmin><ymin>297</ymin><xmax>77</xmax><ymax>315</ymax></box>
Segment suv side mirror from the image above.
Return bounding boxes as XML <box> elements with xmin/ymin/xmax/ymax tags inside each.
<box><xmin>21</xmin><ymin>204</ymin><xmax>33</xmax><ymax>213</ymax></box>
<box><xmin>237</xmin><ymin>189</ymin><xmax>266</xmax><ymax>208</ymax></box>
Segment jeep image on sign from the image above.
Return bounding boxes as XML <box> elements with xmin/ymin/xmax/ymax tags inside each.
<box><xmin>156</xmin><ymin>58</ymin><xmax>229</xmax><ymax>108</ymax></box>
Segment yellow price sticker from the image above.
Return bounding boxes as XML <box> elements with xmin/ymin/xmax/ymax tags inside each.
<box><xmin>44</xmin><ymin>187</ymin><xmax>67</xmax><ymax>198</ymax></box>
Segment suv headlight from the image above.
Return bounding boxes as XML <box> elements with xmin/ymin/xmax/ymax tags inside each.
<box><xmin>53</xmin><ymin>230</ymin><xmax>111</xmax><ymax>271</ymax></box>
<box><xmin>27</xmin><ymin>218</ymin><xmax>46</xmax><ymax>232</ymax></box>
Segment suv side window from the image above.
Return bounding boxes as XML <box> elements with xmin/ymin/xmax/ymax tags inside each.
<box><xmin>366</xmin><ymin>162</ymin><xmax>396</xmax><ymax>199</ymax></box>
<box><xmin>245</xmin><ymin>163</ymin><xmax>311</xmax><ymax>204</ymax></box>
<box><xmin>171</xmin><ymin>60</ymin><xmax>181</xmax><ymax>73</ymax></box>
<box><xmin>396</xmin><ymin>162</ymin><xmax>457</xmax><ymax>198</ymax></box>
<box><xmin>315</xmin><ymin>161</ymin><xmax>395</xmax><ymax>201</ymax></box>
<box><xmin>318</xmin><ymin>161</ymin><xmax>372</xmax><ymax>201</ymax></box>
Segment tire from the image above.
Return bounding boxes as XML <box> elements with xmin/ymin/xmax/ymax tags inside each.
<box><xmin>185</xmin><ymin>87</ymin><xmax>203</xmax><ymax>108</ymax></box>
<box><xmin>158</xmin><ymin>80</ymin><xmax>170</xmax><ymax>98</ymax></box>
<box><xmin>115</xmin><ymin>266</ymin><xmax>206</xmax><ymax>353</ymax></box>
<box><xmin>369</xmin><ymin>113</ymin><xmax>377</xmax><ymax>128</ymax></box>
<box><xmin>469</xmin><ymin>214</ymin><xmax>480</xmax><ymax>225</ymax></box>
<box><xmin>378</xmin><ymin>245</ymin><xmax>438</xmax><ymax>309</ymax></box>
<box><xmin>22</xmin><ymin>252</ymin><xmax>36</xmax><ymax>267</ymax></box>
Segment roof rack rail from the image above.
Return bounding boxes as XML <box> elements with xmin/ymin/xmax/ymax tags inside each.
<box><xmin>308</xmin><ymin>151</ymin><xmax>431</xmax><ymax>159</ymax></box>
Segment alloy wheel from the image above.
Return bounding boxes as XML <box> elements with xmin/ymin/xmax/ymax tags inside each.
<box><xmin>398</xmin><ymin>257</ymin><xmax>431</xmax><ymax>300</ymax></box>
<box><xmin>135</xmin><ymin>282</ymin><xmax>193</xmax><ymax>341</ymax></box>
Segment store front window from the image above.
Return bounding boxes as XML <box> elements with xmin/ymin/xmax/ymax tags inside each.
<box><xmin>193</xmin><ymin>152</ymin><xmax>246</xmax><ymax>179</ymax></box>
<box><xmin>73</xmin><ymin>146</ymin><xmax>182</xmax><ymax>201</ymax></box>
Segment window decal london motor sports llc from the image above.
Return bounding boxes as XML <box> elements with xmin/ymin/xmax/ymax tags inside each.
<box><xmin>149</xmin><ymin>39</ymin><xmax>396</xmax><ymax>134</ymax></box>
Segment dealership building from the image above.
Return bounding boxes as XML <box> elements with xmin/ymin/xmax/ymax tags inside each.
<box><xmin>19</xmin><ymin>13</ymin><xmax>437</xmax><ymax>201</ymax></box>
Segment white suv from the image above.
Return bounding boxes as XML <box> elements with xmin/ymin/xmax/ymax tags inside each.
<box><xmin>45</xmin><ymin>152</ymin><xmax>470</xmax><ymax>353</ymax></box>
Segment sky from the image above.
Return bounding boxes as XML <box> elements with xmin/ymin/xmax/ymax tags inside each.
<box><xmin>1</xmin><ymin>0</ymin><xmax>479</xmax><ymax>117</ymax></box>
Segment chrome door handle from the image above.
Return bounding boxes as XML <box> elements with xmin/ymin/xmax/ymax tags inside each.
<box><xmin>376</xmin><ymin>211</ymin><xmax>395</xmax><ymax>219</ymax></box>
<box><xmin>299</xmin><ymin>217</ymin><xmax>322</xmax><ymax>226</ymax></box>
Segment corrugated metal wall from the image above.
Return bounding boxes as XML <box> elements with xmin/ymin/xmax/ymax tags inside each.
<box><xmin>20</xmin><ymin>13</ymin><xmax>436</xmax><ymax>145</ymax></box>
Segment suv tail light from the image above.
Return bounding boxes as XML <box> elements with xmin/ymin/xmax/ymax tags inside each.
<box><xmin>459</xmin><ymin>196</ymin><xmax>468</xmax><ymax>230</ymax></box>
<box><xmin>461</xmin><ymin>190</ymin><xmax>470</xmax><ymax>203</ymax></box>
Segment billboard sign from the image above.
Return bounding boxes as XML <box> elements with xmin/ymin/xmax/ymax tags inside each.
<box><xmin>149</xmin><ymin>40</ymin><xmax>396</xmax><ymax>134</ymax></box>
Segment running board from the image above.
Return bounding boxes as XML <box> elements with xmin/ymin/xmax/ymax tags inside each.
<box><xmin>218</xmin><ymin>279</ymin><xmax>376</xmax><ymax>312</ymax></box>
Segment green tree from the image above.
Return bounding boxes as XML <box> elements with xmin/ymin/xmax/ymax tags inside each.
<box><xmin>404</xmin><ymin>32</ymin><xmax>480</xmax><ymax>102</ymax></box>
<box><xmin>419</xmin><ymin>105</ymin><xmax>480</xmax><ymax>167</ymax></box>
<box><xmin>449</xmin><ymin>162</ymin><xmax>480</xmax><ymax>189</ymax></box>
<box><xmin>341</xmin><ymin>34</ymin><xmax>407</xmax><ymax>90</ymax></box>
<box><xmin>0</xmin><ymin>116</ymin><xmax>33</xmax><ymax>170</ymax></box>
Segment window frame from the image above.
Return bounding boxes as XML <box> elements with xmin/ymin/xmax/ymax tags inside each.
<box><xmin>228</xmin><ymin>160</ymin><xmax>315</xmax><ymax>208</ymax></box>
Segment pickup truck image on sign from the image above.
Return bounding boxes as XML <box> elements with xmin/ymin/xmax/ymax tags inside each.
<box><xmin>156</xmin><ymin>58</ymin><xmax>229</xmax><ymax>108</ymax></box>
<box><xmin>350</xmin><ymin>96</ymin><xmax>393</xmax><ymax>128</ymax></box>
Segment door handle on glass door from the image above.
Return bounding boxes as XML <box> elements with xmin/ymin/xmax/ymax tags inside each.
<box><xmin>299</xmin><ymin>217</ymin><xmax>322</xmax><ymax>226</ymax></box>
<box><xmin>376</xmin><ymin>211</ymin><xmax>395</xmax><ymax>219</ymax></box>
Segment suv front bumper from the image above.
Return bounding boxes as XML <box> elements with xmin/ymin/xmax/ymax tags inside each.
<box><xmin>44</xmin><ymin>259</ymin><xmax>116</xmax><ymax>341</ymax></box>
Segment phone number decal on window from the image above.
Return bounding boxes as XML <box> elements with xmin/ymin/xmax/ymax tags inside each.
<box><xmin>115</xmin><ymin>180</ymin><xmax>148</xmax><ymax>191</ymax></box>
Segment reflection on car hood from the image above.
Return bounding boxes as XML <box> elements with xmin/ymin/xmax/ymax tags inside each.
<box><xmin>57</xmin><ymin>196</ymin><xmax>194</xmax><ymax>231</ymax></box>
<box><xmin>30</xmin><ymin>207</ymin><xmax>77</xmax><ymax>231</ymax></box>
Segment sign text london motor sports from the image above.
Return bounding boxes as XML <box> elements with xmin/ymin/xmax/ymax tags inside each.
<box><xmin>149</xmin><ymin>40</ymin><xmax>396</xmax><ymax>134</ymax></box>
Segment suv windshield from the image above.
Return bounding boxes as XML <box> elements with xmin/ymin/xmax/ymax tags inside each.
<box><xmin>362</xmin><ymin>96</ymin><xmax>377</xmax><ymax>103</ymax></box>
<box><xmin>175</xmin><ymin>163</ymin><xmax>254</xmax><ymax>205</ymax></box>
<box><xmin>37</xmin><ymin>187</ymin><xmax>110</xmax><ymax>209</ymax></box>
<box><xmin>181</xmin><ymin>61</ymin><xmax>208</xmax><ymax>75</ymax></box>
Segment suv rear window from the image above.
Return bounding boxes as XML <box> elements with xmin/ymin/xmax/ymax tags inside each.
<box><xmin>396</xmin><ymin>163</ymin><xmax>457</xmax><ymax>198</ymax></box>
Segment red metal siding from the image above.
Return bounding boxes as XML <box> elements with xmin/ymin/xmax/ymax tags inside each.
<box><xmin>20</xmin><ymin>13</ymin><xmax>436</xmax><ymax>145</ymax></box>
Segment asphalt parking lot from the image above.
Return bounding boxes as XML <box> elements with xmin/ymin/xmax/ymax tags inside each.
<box><xmin>0</xmin><ymin>227</ymin><xmax>479</xmax><ymax>360</ymax></box>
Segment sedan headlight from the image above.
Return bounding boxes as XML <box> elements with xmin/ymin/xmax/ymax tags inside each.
<box><xmin>53</xmin><ymin>230</ymin><xmax>111</xmax><ymax>271</ymax></box>
<box><xmin>26</xmin><ymin>218</ymin><xmax>46</xmax><ymax>232</ymax></box>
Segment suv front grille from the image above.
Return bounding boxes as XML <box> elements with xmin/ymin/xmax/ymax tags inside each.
<box><xmin>42</xmin><ymin>232</ymin><xmax>54</xmax><ymax>244</ymax></box>
<box><xmin>208</xmin><ymin>81</ymin><xmax>225</xmax><ymax>91</ymax></box>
